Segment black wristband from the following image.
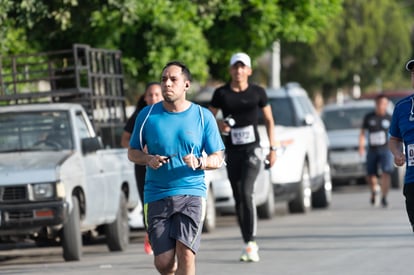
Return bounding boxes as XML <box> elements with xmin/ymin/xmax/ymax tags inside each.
<box><xmin>196</xmin><ymin>158</ymin><xmax>203</xmax><ymax>170</ymax></box>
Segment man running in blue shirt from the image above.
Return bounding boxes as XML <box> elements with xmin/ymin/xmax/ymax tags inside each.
<box><xmin>128</xmin><ymin>61</ymin><xmax>225</xmax><ymax>275</ymax></box>
<box><xmin>389</xmin><ymin>59</ymin><xmax>414</xmax><ymax>232</ymax></box>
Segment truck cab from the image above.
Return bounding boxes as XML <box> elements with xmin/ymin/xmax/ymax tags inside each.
<box><xmin>0</xmin><ymin>45</ymin><xmax>139</xmax><ymax>261</ymax></box>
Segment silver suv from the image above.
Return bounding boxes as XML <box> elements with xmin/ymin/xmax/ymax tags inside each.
<box><xmin>321</xmin><ymin>99</ymin><xmax>403</xmax><ymax>188</ymax></box>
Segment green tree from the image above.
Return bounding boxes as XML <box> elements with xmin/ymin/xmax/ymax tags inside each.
<box><xmin>281</xmin><ymin>0</ymin><xmax>411</xmax><ymax>99</ymax></box>
<box><xmin>205</xmin><ymin>0</ymin><xmax>343</xmax><ymax>80</ymax></box>
<box><xmin>1</xmin><ymin>0</ymin><xmax>343</xmax><ymax>101</ymax></box>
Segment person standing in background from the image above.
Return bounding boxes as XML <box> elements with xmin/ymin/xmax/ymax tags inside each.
<box><xmin>209</xmin><ymin>52</ymin><xmax>277</xmax><ymax>262</ymax></box>
<box><xmin>121</xmin><ymin>82</ymin><xmax>163</xmax><ymax>255</ymax></box>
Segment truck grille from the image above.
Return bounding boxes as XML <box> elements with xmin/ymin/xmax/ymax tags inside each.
<box><xmin>1</xmin><ymin>186</ymin><xmax>28</xmax><ymax>201</ymax></box>
<box><xmin>7</xmin><ymin>210</ymin><xmax>33</xmax><ymax>220</ymax></box>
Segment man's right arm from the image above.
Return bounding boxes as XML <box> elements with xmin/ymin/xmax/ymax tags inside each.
<box><xmin>128</xmin><ymin>148</ymin><xmax>169</xmax><ymax>170</ymax></box>
<box><xmin>121</xmin><ymin>131</ymin><xmax>131</xmax><ymax>148</ymax></box>
<box><xmin>208</xmin><ymin>106</ymin><xmax>230</xmax><ymax>134</ymax></box>
<box><xmin>128</xmin><ymin>148</ymin><xmax>150</xmax><ymax>165</ymax></box>
<box><xmin>389</xmin><ymin>136</ymin><xmax>405</xmax><ymax>167</ymax></box>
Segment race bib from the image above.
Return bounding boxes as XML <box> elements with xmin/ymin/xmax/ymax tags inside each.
<box><xmin>408</xmin><ymin>144</ymin><xmax>414</xmax><ymax>166</ymax></box>
<box><xmin>369</xmin><ymin>131</ymin><xmax>386</xmax><ymax>146</ymax></box>
<box><xmin>230</xmin><ymin>125</ymin><xmax>256</xmax><ymax>145</ymax></box>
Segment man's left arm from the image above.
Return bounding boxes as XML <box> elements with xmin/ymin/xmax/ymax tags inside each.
<box><xmin>262</xmin><ymin>105</ymin><xmax>277</xmax><ymax>167</ymax></box>
<box><xmin>183</xmin><ymin>151</ymin><xmax>225</xmax><ymax>170</ymax></box>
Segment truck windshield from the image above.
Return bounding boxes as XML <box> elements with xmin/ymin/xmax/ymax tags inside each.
<box><xmin>0</xmin><ymin>111</ymin><xmax>73</xmax><ymax>152</ymax></box>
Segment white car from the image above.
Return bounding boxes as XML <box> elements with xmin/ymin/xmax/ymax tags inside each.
<box><xmin>260</xmin><ymin>83</ymin><xmax>332</xmax><ymax>213</ymax></box>
<box><xmin>193</xmin><ymin>83</ymin><xmax>332</xmax><ymax>217</ymax></box>
<box><xmin>321</xmin><ymin>99</ymin><xmax>404</xmax><ymax>188</ymax></box>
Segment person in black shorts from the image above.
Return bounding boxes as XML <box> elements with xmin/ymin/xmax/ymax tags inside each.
<box><xmin>121</xmin><ymin>82</ymin><xmax>163</xmax><ymax>255</ymax></box>
<box><xmin>358</xmin><ymin>94</ymin><xmax>393</xmax><ymax>207</ymax></box>
<box><xmin>209</xmin><ymin>52</ymin><xmax>277</xmax><ymax>262</ymax></box>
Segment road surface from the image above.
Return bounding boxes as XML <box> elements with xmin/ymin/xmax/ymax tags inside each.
<box><xmin>0</xmin><ymin>185</ymin><xmax>412</xmax><ymax>275</ymax></box>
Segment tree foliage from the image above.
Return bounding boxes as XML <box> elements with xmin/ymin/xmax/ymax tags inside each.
<box><xmin>281</xmin><ymin>0</ymin><xmax>411</xmax><ymax>99</ymax></box>
<box><xmin>0</xmin><ymin>0</ymin><xmax>342</xmax><ymax>101</ymax></box>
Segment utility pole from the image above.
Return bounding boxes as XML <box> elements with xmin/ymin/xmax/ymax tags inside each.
<box><xmin>270</xmin><ymin>41</ymin><xmax>281</xmax><ymax>89</ymax></box>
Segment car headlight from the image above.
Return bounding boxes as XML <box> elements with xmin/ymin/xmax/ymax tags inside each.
<box><xmin>32</xmin><ymin>183</ymin><xmax>54</xmax><ymax>200</ymax></box>
<box><xmin>55</xmin><ymin>181</ymin><xmax>66</xmax><ymax>199</ymax></box>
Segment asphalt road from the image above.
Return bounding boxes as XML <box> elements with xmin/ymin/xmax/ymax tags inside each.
<box><xmin>0</xmin><ymin>185</ymin><xmax>412</xmax><ymax>275</ymax></box>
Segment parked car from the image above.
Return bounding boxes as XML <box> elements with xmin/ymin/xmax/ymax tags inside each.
<box><xmin>260</xmin><ymin>83</ymin><xmax>332</xmax><ymax>213</ymax></box>
<box><xmin>360</xmin><ymin>90</ymin><xmax>412</xmax><ymax>105</ymax></box>
<box><xmin>321</xmin><ymin>99</ymin><xmax>404</xmax><ymax>188</ymax></box>
<box><xmin>193</xmin><ymin>83</ymin><xmax>332</xmax><ymax>216</ymax></box>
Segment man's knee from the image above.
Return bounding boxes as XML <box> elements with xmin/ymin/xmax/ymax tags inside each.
<box><xmin>154</xmin><ymin>251</ymin><xmax>176</xmax><ymax>274</ymax></box>
<box><xmin>175</xmin><ymin>241</ymin><xmax>195</xmax><ymax>269</ymax></box>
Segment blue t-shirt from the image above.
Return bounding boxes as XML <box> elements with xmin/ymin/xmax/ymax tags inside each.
<box><xmin>389</xmin><ymin>95</ymin><xmax>414</xmax><ymax>184</ymax></box>
<box><xmin>129</xmin><ymin>102</ymin><xmax>225</xmax><ymax>203</ymax></box>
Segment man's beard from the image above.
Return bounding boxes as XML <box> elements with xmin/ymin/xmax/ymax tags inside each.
<box><xmin>163</xmin><ymin>95</ymin><xmax>174</xmax><ymax>103</ymax></box>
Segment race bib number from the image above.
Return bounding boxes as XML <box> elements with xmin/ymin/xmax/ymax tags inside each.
<box><xmin>369</xmin><ymin>131</ymin><xmax>386</xmax><ymax>146</ymax></box>
<box><xmin>408</xmin><ymin>144</ymin><xmax>414</xmax><ymax>166</ymax></box>
<box><xmin>230</xmin><ymin>125</ymin><xmax>256</xmax><ymax>145</ymax></box>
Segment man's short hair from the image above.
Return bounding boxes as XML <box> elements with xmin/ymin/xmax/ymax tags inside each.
<box><xmin>163</xmin><ymin>61</ymin><xmax>192</xmax><ymax>81</ymax></box>
<box><xmin>375</xmin><ymin>93</ymin><xmax>388</xmax><ymax>102</ymax></box>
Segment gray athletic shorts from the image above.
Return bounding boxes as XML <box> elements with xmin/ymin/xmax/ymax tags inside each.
<box><xmin>144</xmin><ymin>195</ymin><xmax>206</xmax><ymax>256</ymax></box>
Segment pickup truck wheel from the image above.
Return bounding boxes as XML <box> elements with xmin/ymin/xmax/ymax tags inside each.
<box><xmin>257</xmin><ymin>181</ymin><xmax>275</xmax><ymax>219</ymax></box>
<box><xmin>62</xmin><ymin>196</ymin><xmax>82</xmax><ymax>261</ymax></box>
<box><xmin>202</xmin><ymin>186</ymin><xmax>216</xmax><ymax>233</ymax></box>
<box><xmin>106</xmin><ymin>192</ymin><xmax>129</xmax><ymax>251</ymax></box>
<box><xmin>288</xmin><ymin>162</ymin><xmax>312</xmax><ymax>213</ymax></box>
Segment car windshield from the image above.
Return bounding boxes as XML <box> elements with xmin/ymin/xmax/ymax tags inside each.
<box><xmin>259</xmin><ymin>97</ymin><xmax>295</xmax><ymax>126</ymax></box>
<box><xmin>0</xmin><ymin>111</ymin><xmax>73</xmax><ymax>152</ymax></box>
<box><xmin>322</xmin><ymin>107</ymin><xmax>373</xmax><ymax>130</ymax></box>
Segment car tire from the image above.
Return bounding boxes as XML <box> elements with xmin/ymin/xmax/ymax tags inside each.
<box><xmin>312</xmin><ymin>164</ymin><xmax>332</xmax><ymax>208</ymax></box>
<box><xmin>202</xmin><ymin>186</ymin><xmax>216</xmax><ymax>233</ymax></box>
<box><xmin>105</xmin><ymin>192</ymin><xmax>129</xmax><ymax>251</ymax></box>
<box><xmin>257</xmin><ymin>181</ymin><xmax>275</xmax><ymax>219</ymax></box>
<box><xmin>288</xmin><ymin>162</ymin><xmax>312</xmax><ymax>213</ymax></box>
<box><xmin>62</xmin><ymin>196</ymin><xmax>82</xmax><ymax>261</ymax></box>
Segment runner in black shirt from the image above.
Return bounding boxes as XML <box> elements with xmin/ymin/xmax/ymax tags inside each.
<box><xmin>209</xmin><ymin>52</ymin><xmax>276</xmax><ymax>262</ymax></box>
<box><xmin>359</xmin><ymin>94</ymin><xmax>393</xmax><ymax>207</ymax></box>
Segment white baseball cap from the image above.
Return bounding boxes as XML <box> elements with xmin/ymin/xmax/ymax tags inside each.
<box><xmin>406</xmin><ymin>59</ymin><xmax>414</xmax><ymax>71</ymax></box>
<box><xmin>230</xmin><ymin>52</ymin><xmax>251</xmax><ymax>68</ymax></box>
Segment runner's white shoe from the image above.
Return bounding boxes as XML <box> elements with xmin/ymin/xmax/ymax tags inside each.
<box><xmin>240</xmin><ymin>241</ymin><xmax>260</xmax><ymax>262</ymax></box>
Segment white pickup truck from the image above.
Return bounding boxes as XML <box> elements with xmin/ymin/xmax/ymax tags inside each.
<box><xmin>0</xmin><ymin>45</ymin><xmax>139</xmax><ymax>261</ymax></box>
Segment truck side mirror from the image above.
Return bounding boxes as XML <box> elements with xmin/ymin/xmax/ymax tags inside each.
<box><xmin>81</xmin><ymin>137</ymin><xmax>103</xmax><ymax>154</ymax></box>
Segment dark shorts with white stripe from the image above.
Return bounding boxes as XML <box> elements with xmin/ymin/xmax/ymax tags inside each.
<box><xmin>144</xmin><ymin>195</ymin><xmax>206</xmax><ymax>256</ymax></box>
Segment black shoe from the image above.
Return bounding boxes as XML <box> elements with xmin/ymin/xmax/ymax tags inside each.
<box><xmin>381</xmin><ymin>197</ymin><xmax>388</xmax><ymax>208</ymax></box>
<box><xmin>370</xmin><ymin>193</ymin><xmax>376</xmax><ymax>205</ymax></box>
